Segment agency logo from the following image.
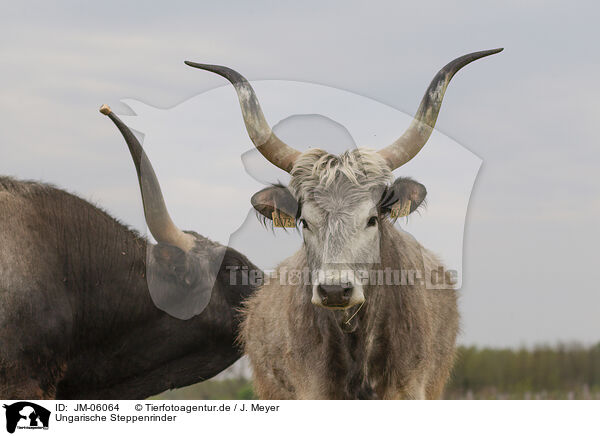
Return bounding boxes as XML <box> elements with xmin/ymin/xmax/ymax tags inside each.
<box><xmin>2</xmin><ymin>402</ymin><xmax>50</xmax><ymax>434</ymax></box>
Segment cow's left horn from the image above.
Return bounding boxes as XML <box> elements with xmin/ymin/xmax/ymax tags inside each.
<box><xmin>184</xmin><ymin>61</ymin><xmax>301</xmax><ymax>173</ymax></box>
<box><xmin>378</xmin><ymin>48</ymin><xmax>503</xmax><ymax>170</ymax></box>
<box><xmin>99</xmin><ymin>104</ymin><xmax>196</xmax><ymax>252</ymax></box>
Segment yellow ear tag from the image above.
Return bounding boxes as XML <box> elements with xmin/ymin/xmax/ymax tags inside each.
<box><xmin>272</xmin><ymin>211</ymin><xmax>296</xmax><ymax>228</ymax></box>
<box><xmin>390</xmin><ymin>200</ymin><xmax>412</xmax><ymax>219</ymax></box>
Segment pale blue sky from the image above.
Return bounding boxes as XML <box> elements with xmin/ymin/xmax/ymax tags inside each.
<box><xmin>1</xmin><ymin>1</ymin><xmax>599</xmax><ymax>347</ymax></box>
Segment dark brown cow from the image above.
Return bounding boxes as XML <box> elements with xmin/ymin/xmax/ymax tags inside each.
<box><xmin>0</xmin><ymin>107</ymin><xmax>259</xmax><ymax>399</ymax></box>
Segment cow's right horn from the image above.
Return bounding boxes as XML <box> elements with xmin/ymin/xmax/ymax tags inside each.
<box><xmin>184</xmin><ymin>62</ymin><xmax>301</xmax><ymax>173</ymax></box>
<box><xmin>99</xmin><ymin>105</ymin><xmax>195</xmax><ymax>252</ymax></box>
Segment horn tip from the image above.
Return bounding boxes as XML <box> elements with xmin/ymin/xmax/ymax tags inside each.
<box><xmin>485</xmin><ymin>48</ymin><xmax>504</xmax><ymax>56</ymax></box>
<box><xmin>99</xmin><ymin>104</ymin><xmax>112</xmax><ymax>116</ymax></box>
<box><xmin>184</xmin><ymin>60</ymin><xmax>213</xmax><ymax>71</ymax></box>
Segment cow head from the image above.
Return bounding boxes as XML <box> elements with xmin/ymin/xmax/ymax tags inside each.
<box><xmin>250</xmin><ymin>150</ymin><xmax>426</xmax><ymax>309</ymax></box>
<box><xmin>185</xmin><ymin>49</ymin><xmax>502</xmax><ymax>310</ymax></box>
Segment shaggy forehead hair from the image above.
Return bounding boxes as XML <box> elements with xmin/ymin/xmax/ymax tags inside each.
<box><xmin>289</xmin><ymin>148</ymin><xmax>393</xmax><ymax>207</ymax></box>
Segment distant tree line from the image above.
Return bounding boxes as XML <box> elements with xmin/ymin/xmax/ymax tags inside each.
<box><xmin>446</xmin><ymin>343</ymin><xmax>600</xmax><ymax>399</ymax></box>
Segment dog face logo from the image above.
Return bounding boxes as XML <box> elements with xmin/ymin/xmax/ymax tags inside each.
<box><xmin>2</xmin><ymin>402</ymin><xmax>50</xmax><ymax>433</ymax></box>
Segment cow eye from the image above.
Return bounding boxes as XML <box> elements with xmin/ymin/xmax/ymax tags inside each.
<box><xmin>367</xmin><ymin>216</ymin><xmax>378</xmax><ymax>227</ymax></box>
<box><xmin>300</xmin><ymin>219</ymin><xmax>310</xmax><ymax>230</ymax></box>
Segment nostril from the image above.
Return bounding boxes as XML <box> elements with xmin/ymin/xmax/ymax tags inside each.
<box><xmin>317</xmin><ymin>285</ymin><xmax>328</xmax><ymax>298</ymax></box>
<box><xmin>341</xmin><ymin>282</ymin><xmax>353</xmax><ymax>297</ymax></box>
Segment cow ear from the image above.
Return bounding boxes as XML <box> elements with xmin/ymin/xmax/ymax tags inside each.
<box><xmin>381</xmin><ymin>177</ymin><xmax>427</xmax><ymax>218</ymax></box>
<box><xmin>151</xmin><ymin>244</ymin><xmax>192</xmax><ymax>284</ymax></box>
<box><xmin>146</xmin><ymin>240</ymin><xmax>225</xmax><ymax>319</ymax></box>
<box><xmin>251</xmin><ymin>185</ymin><xmax>298</xmax><ymax>228</ymax></box>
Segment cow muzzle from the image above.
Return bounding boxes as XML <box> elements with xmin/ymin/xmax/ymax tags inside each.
<box><xmin>312</xmin><ymin>283</ymin><xmax>365</xmax><ymax>309</ymax></box>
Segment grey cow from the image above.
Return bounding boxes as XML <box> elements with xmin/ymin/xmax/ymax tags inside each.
<box><xmin>186</xmin><ymin>49</ymin><xmax>502</xmax><ymax>399</ymax></box>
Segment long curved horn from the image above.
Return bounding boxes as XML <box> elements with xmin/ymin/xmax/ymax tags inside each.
<box><xmin>99</xmin><ymin>105</ymin><xmax>195</xmax><ymax>252</ymax></box>
<box><xmin>184</xmin><ymin>61</ymin><xmax>301</xmax><ymax>173</ymax></box>
<box><xmin>378</xmin><ymin>48</ymin><xmax>503</xmax><ymax>170</ymax></box>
